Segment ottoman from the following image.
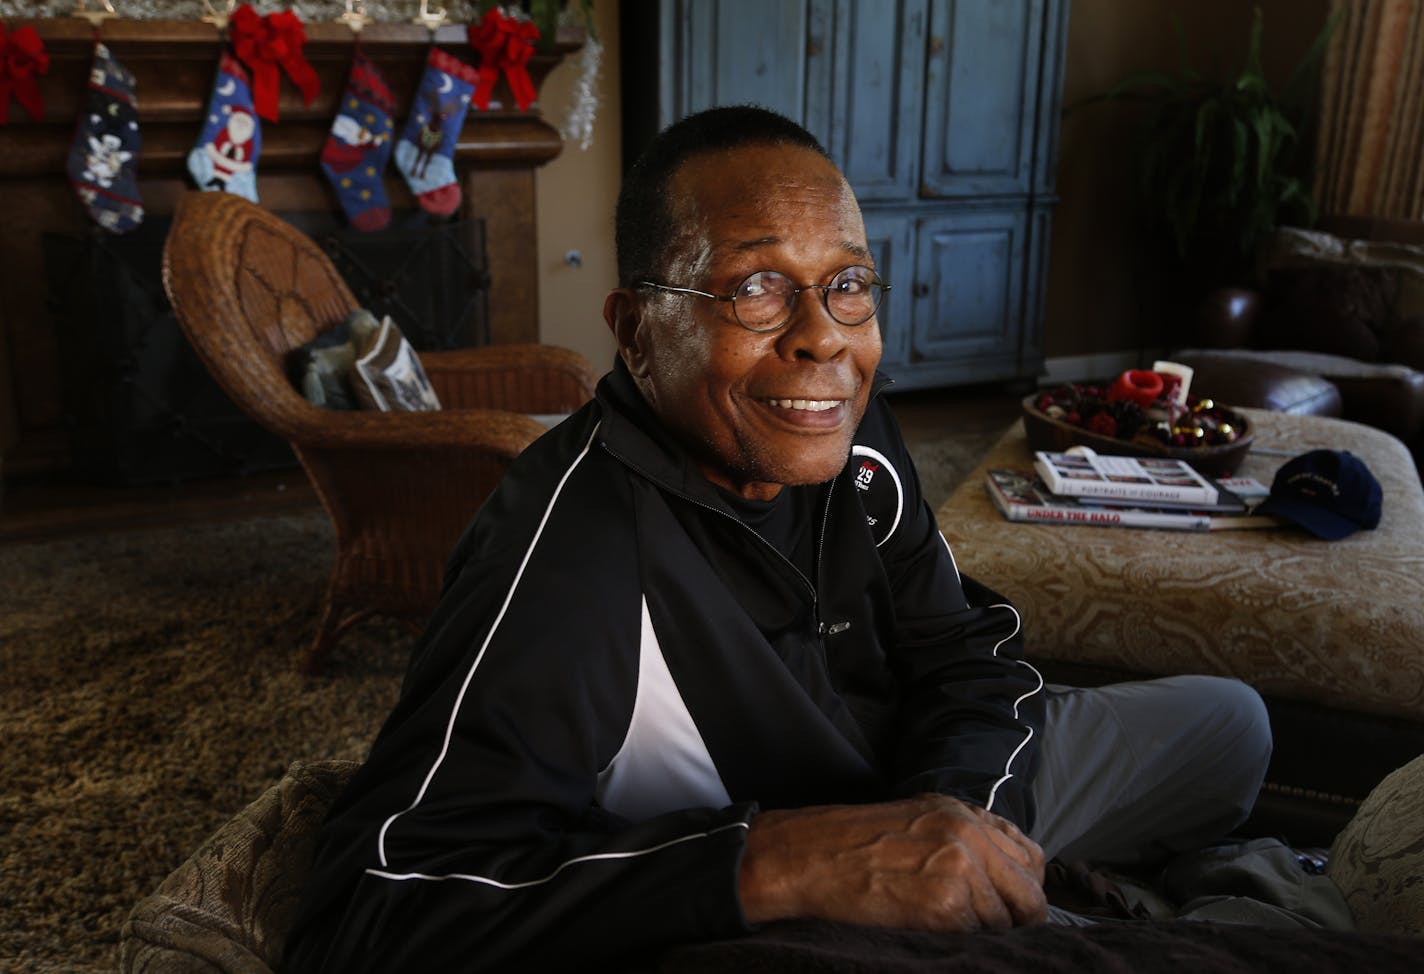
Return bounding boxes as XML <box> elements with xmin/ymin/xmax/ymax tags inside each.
<box><xmin>937</xmin><ymin>409</ymin><xmax>1424</xmax><ymax>843</ymax></box>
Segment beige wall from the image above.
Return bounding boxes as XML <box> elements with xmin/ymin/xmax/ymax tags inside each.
<box><xmin>1048</xmin><ymin>0</ymin><xmax>1331</xmax><ymax>361</ymax></box>
<box><xmin>535</xmin><ymin>0</ymin><xmax>621</xmax><ymax>375</ymax></box>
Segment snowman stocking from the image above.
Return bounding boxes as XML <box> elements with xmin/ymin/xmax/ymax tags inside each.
<box><xmin>321</xmin><ymin>49</ymin><xmax>396</xmax><ymax>231</ymax></box>
<box><xmin>187</xmin><ymin>53</ymin><xmax>262</xmax><ymax>202</ymax></box>
<box><xmin>67</xmin><ymin>41</ymin><xmax>143</xmax><ymax>234</ymax></box>
<box><xmin>394</xmin><ymin>49</ymin><xmax>480</xmax><ymax>216</ymax></box>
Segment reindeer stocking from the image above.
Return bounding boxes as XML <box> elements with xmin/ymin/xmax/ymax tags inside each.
<box><xmin>394</xmin><ymin>49</ymin><xmax>480</xmax><ymax>216</ymax></box>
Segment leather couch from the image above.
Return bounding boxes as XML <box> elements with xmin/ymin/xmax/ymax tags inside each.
<box><xmin>1171</xmin><ymin>218</ymin><xmax>1424</xmax><ymax>474</ymax></box>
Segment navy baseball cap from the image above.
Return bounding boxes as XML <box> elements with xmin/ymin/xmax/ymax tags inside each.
<box><xmin>1256</xmin><ymin>449</ymin><xmax>1383</xmax><ymax>540</ymax></box>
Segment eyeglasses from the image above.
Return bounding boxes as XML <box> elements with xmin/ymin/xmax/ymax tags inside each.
<box><xmin>638</xmin><ymin>266</ymin><xmax>891</xmax><ymax>333</ymax></box>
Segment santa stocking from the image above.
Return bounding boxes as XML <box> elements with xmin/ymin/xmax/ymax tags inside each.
<box><xmin>394</xmin><ymin>49</ymin><xmax>480</xmax><ymax>216</ymax></box>
<box><xmin>321</xmin><ymin>49</ymin><xmax>396</xmax><ymax>231</ymax></box>
<box><xmin>67</xmin><ymin>41</ymin><xmax>143</xmax><ymax>234</ymax></box>
<box><xmin>187</xmin><ymin>52</ymin><xmax>262</xmax><ymax>202</ymax></box>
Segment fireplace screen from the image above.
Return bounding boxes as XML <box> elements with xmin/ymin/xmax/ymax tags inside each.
<box><xmin>283</xmin><ymin>210</ymin><xmax>491</xmax><ymax>351</ymax></box>
<box><xmin>44</xmin><ymin>210</ymin><xmax>490</xmax><ymax>486</ymax></box>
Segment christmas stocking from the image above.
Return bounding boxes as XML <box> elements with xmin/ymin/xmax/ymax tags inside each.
<box><xmin>187</xmin><ymin>52</ymin><xmax>262</xmax><ymax>203</ymax></box>
<box><xmin>321</xmin><ymin>49</ymin><xmax>396</xmax><ymax>231</ymax></box>
<box><xmin>394</xmin><ymin>49</ymin><xmax>480</xmax><ymax>216</ymax></box>
<box><xmin>67</xmin><ymin>41</ymin><xmax>143</xmax><ymax>234</ymax></box>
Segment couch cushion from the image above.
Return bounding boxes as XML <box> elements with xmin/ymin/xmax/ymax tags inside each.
<box><xmin>1266</xmin><ymin>225</ymin><xmax>1424</xmax><ymax>321</ymax></box>
<box><xmin>1255</xmin><ymin>265</ymin><xmax>1398</xmax><ymax>361</ymax></box>
<box><xmin>1329</xmin><ymin>755</ymin><xmax>1424</xmax><ymax>934</ymax></box>
<box><xmin>118</xmin><ymin>759</ymin><xmax>358</xmax><ymax>974</ymax></box>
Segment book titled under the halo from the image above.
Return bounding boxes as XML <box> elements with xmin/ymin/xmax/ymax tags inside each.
<box><xmin>1033</xmin><ymin>448</ymin><xmax>1220</xmax><ymax>506</ymax></box>
<box><xmin>985</xmin><ymin>469</ymin><xmax>1280</xmax><ymax>533</ymax></box>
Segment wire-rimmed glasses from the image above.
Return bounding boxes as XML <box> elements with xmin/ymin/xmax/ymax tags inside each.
<box><xmin>639</xmin><ymin>265</ymin><xmax>890</xmax><ymax>333</ymax></box>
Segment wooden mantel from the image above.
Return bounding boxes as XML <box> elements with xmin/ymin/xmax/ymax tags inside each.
<box><xmin>0</xmin><ymin>18</ymin><xmax>579</xmax><ymax>475</ymax></box>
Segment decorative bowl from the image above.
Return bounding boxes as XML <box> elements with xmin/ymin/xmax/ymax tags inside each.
<box><xmin>1020</xmin><ymin>395</ymin><xmax>1254</xmax><ymax>478</ymax></box>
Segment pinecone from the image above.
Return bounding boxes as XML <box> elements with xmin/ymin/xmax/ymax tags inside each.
<box><xmin>1106</xmin><ymin>399</ymin><xmax>1146</xmax><ymax>439</ymax></box>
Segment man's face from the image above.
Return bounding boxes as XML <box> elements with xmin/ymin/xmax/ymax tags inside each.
<box><xmin>615</xmin><ymin>143</ymin><xmax>883</xmax><ymax>500</ymax></box>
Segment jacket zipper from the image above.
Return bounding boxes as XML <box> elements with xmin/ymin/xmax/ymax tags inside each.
<box><xmin>813</xmin><ymin>476</ymin><xmax>849</xmax><ymax>637</ymax></box>
<box><xmin>600</xmin><ymin>444</ymin><xmax>834</xmax><ymax>632</ymax></box>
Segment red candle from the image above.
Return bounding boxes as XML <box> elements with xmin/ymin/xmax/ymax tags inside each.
<box><xmin>1107</xmin><ymin>369</ymin><xmax>1164</xmax><ymax>407</ymax></box>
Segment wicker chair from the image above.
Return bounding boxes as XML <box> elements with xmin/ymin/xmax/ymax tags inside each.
<box><xmin>162</xmin><ymin>191</ymin><xmax>600</xmax><ymax>673</ymax></box>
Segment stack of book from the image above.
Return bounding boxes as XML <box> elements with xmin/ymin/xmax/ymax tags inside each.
<box><xmin>985</xmin><ymin>449</ymin><xmax>1281</xmax><ymax>532</ymax></box>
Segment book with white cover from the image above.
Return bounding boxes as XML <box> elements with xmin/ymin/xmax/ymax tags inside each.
<box><xmin>1033</xmin><ymin>448</ymin><xmax>1219</xmax><ymax>506</ymax></box>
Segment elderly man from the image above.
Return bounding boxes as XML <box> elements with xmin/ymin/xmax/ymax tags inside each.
<box><xmin>287</xmin><ymin>106</ymin><xmax>1270</xmax><ymax>972</ymax></box>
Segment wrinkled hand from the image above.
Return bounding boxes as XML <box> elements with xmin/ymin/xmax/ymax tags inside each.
<box><xmin>738</xmin><ymin>794</ymin><xmax>1047</xmax><ymax>931</ymax></box>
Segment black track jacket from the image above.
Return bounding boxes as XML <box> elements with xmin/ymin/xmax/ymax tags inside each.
<box><xmin>287</xmin><ymin>360</ymin><xmax>1045</xmax><ymax>972</ymax></box>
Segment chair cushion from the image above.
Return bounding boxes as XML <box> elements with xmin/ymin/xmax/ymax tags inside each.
<box><xmin>287</xmin><ymin>312</ymin><xmax>377</xmax><ymax>411</ymax></box>
<box><xmin>1329</xmin><ymin>754</ymin><xmax>1424</xmax><ymax>934</ymax></box>
<box><xmin>118</xmin><ymin>759</ymin><xmax>358</xmax><ymax>974</ymax></box>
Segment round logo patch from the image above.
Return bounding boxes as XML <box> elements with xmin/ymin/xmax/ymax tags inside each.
<box><xmin>847</xmin><ymin>445</ymin><xmax>904</xmax><ymax>547</ymax></box>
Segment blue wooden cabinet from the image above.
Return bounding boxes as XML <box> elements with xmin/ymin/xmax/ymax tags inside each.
<box><xmin>621</xmin><ymin>0</ymin><xmax>1069</xmax><ymax>389</ymax></box>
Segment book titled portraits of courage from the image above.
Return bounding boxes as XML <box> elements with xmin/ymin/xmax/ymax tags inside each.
<box><xmin>1032</xmin><ymin>448</ymin><xmax>1220</xmax><ymax>506</ymax></box>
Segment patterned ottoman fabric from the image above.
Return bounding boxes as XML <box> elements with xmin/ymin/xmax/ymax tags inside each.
<box><xmin>936</xmin><ymin>409</ymin><xmax>1424</xmax><ymax>722</ymax></box>
<box><xmin>1329</xmin><ymin>755</ymin><xmax>1424</xmax><ymax>933</ymax></box>
<box><xmin>119</xmin><ymin>759</ymin><xmax>358</xmax><ymax>974</ymax></box>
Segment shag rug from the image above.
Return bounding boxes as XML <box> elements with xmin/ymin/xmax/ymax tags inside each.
<box><xmin>0</xmin><ymin>426</ymin><xmax>1002</xmax><ymax>973</ymax></box>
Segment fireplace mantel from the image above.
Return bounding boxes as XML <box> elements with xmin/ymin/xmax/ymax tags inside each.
<box><xmin>0</xmin><ymin>18</ymin><xmax>579</xmax><ymax>475</ymax></box>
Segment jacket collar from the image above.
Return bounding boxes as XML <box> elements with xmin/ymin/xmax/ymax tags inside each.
<box><xmin>596</xmin><ymin>357</ymin><xmax>724</xmax><ymax>508</ymax></box>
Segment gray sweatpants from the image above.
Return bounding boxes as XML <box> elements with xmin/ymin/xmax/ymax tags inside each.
<box><xmin>1027</xmin><ymin>674</ymin><xmax>1273</xmax><ymax>865</ymax></box>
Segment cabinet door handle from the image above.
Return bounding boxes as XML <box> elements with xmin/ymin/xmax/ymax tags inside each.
<box><xmin>913</xmin><ymin>282</ymin><xmax>930</xmax><ymax>298</ymax></box>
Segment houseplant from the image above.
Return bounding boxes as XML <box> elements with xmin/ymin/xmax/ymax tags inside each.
<box><xmin>1080</xmin><ymin>4</ymin><xmax>1342</xmax><ymax>290</ymax></box>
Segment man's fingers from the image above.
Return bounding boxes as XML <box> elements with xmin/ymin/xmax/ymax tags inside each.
<box><xmin>944</xmin><ymin>804</ymin><xmax>1048</xmax><ymax>925</ymax></box>
<box><xmin>981</xmin><ymin>812</ymin><xmax>1046</xmax><ymax>881</ymax></box>
<box><xmin>961</xmin><ymin>861</ymin><xmax>1015</xmax><ymax>930</ymax></box>
<box><xmin>997</xmin><ymin>857</ymin><xmax>1049</xmax><ymax>925</ymax></box>
<box><xmin>927</xmin><ymin>837</ymin><xmax>1041</xmax><ymax>931</ymax></box>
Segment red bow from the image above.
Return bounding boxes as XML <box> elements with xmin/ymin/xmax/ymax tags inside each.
<box><xmin>467</xmin><ymin>8</ymin><xmax>541</xmax><ymax>112</ymax></box>
<box><xmin>0</xmin><ymin>22</ymin><xmax>50</xmax><ymax>125</ymax></box>
<box><xmin>229</xmin><ymin>4</ymin><xmax>319</xmax><ymax>122</ymax></box>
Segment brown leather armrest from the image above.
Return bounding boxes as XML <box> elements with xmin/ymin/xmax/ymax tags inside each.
<box><xmin>1330</xmin><ymin>370</ymin><xmax>1424</xmax><ymax>443</ymax></box>
<box><xmin>1170</xmin><ymin>351</ymin><xmax>1343</xmax><ymax>416</ymax></box>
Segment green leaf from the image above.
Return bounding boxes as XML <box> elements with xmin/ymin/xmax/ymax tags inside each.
<box><xmin>1242</xmin><ymin>5</ymin><xmax>1266</xmax><ymax>85</ymax></box>
<box><xmin>1285</xmin><ymin>5</ymin><xmax>1345</xmax><ymax>104</ymax></box>
<box><xmin>1230</xmin><ymin>117</ymin><xmax>1249</xmax><ymax>204</ymax></box>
